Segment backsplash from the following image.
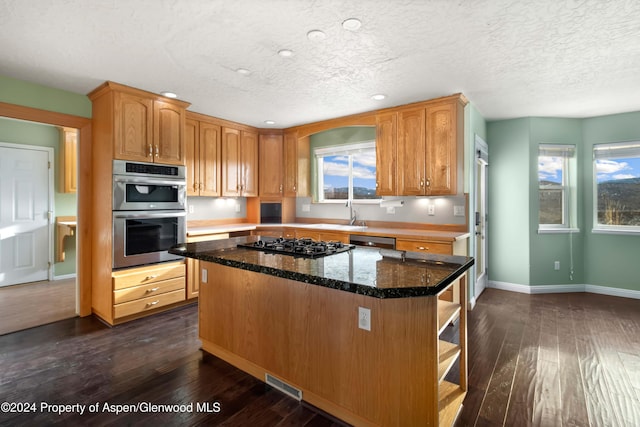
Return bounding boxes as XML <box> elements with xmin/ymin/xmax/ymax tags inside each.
<box><xmin>186</xmin><ymin>197</ymin><xmax>247</xmax><ymax>221</ymax></box>
<box><xmin>295</xmin><ymin>196</ymin><xmax>467</xmax><ymax>225</ymax></box>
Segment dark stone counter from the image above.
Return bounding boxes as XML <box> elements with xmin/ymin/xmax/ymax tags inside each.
<box><xmin>170</xmin><ymin>236</ymin><xmax>474</xmax><ymax>299</ymax></box>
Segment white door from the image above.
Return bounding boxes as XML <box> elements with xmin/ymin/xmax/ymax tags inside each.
<box><xmin>0</xmin><ymin>144</ymin><xmax>52</xmax><ymax>287</ymax></box>
<box><xmin>474</xmin><ymin>136</ymin><xmax>489</xmax><ymax>297</ymax></box>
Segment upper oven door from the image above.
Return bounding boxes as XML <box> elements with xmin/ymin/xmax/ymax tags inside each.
<box><xmin>113</xmin><ymin>175</ymin><xmax>186</xmax><ymax>211</ymax></box>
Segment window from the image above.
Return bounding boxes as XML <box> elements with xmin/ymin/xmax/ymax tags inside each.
<box><xmin>538</xmin><ymin>144</ymin><xmax>576</xmax><ymax>230</ymax></box>
<box><xmin>593</xmin><ymin>141</ymin><xmax>640</xmax><ymax>232</ymax></box>
<box><xmin>315</xmin><ymin>141</ymin><xmax>378</xmax><ymax>202</ymax></box>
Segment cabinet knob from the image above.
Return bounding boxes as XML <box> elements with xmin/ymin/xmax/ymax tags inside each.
<box><xmin>146</xmin><ymin>300</ymin><xmax>160</xmax><ymax>307</ymax></box>
<box><xmin>154</xmin><ymin>145</ymin><xmax>159</xmax><ymax>158</ymax></box>
<box><xmin>417</xmin><ymin>246</ymin><xmax>428</xmax><ymax>251</ymax></box>
<box><xmin>144</xmin><ymin>275</ymin><xmax>158</xmax><ymax>281</ymax></box>
<box><xmin>425</xmin><ymin>178</ymin><xmax>431</xmax><ymax>187</ymax></box>
<box><xmin>375</xmin><ymin>182</ymin><xmax>379</xmax><ymax>188</ymax></box>
<box><xmin>420</xmin><ymin>179</ymin><xmax>425</xmax><ymax>188</ymax></box>
<box><xmin>146</xmin><ymin>287</ymin><xmax>160</xmax><ymax>293</ymax></box>
<box><xmin>279</xmin><ymin>184</ymin><xmax>283</xmax><ymax>192</ymax></box>
<box><xmin>148</xmin><ymin>144</ymin><xmax>153</xmax><ymax>157</ymax></box>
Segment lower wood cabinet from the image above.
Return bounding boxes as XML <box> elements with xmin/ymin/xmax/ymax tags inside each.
<box><xmin>111</xmin><ymin>261</ymin><xmax>186</xmax><ymax>323</ymax></box>
<box><xmin>185</xmin><ymin>233</ymin><xmax>230</xmax><ymax>299</ymax></box>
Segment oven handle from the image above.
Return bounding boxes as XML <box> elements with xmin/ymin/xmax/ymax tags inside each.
<box><xmin>113</xmin><ymin>176</ymin><xmax>186</xmax><ymax>186</ymax></box>
<box><xmin>113</xmin><ymin>211</ymin><xmax>187</xmax><ymax>219</ymax></box>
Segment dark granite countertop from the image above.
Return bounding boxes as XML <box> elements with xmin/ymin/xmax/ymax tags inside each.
<box><xmin>170</xmin><ymin>236</ymin><xmax>474</xmax><ymax>299</ymax></box>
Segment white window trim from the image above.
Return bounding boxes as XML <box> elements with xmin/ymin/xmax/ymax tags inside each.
<box><xmin>592</xmin><ymin>140</ymin><xmax>640</xmax><ymax>235</ymax></box>
<box><xmin>538</xmin><ymin>144</ymin><xmax>575</xmax><ymax>231</ymax></box>
<box><xmin>315</xmin><ymin>141</ymin><xmax>379</xmax><ymax>203</ymax></box>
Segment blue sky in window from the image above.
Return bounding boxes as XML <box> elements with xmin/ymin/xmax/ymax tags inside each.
<box><xmin>538</xmin><ymin>156</ymin><xmax>563</xmax><ymax>184</ymax></box>
<box><xmin>596</xmin><ymin>157</ymin><xmax>640</xmax><ymax>182</ymax></box>
<box><xmin>322</xmin><ymin>151</ymin><xmax>376</xmax><ymax>190</ymax></box>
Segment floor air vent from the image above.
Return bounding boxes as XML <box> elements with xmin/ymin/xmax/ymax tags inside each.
<box><xmin>265</xmin><ymin>373</ymin><xmax>303</xmax><ymax>401</ymax></box>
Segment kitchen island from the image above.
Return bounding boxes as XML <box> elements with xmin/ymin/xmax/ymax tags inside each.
<box><xmin>170</xmin><ymin>236</ymin><xmax>473</xmax><ymax>426</ymax></box>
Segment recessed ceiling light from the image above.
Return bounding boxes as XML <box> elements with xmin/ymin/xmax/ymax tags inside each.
<box><xmin>160</xmin><ymin>91</ymin><xmax>177</xmax><ymax>99</ymax></box>
<box><xmin>307</xmin><ymin>29</ymin><xmax>326</xmax><ymax>41</ymax></box>
<box><xmin>371</xmin><ymin>94</ymin><xmax>386</xmax><ymax>101</ymax></box>
<box><xmin>264</xmin><ymin>120</ymin><xmax>276</xmax><ymax>125</ymax></box>
<box><xmin>342</xmin><ymin>18</ymin><xmax>362</xmax><ymax>31</ymax></box>
<box><xmin>278</xmin><ymin>49</ymin><xmax>294</xmax><ymax>58</ymax></box>
<box><xmin>236</xmin><ymin>68</ymin><xmax>251</xmax><ymax>75</ymax></box>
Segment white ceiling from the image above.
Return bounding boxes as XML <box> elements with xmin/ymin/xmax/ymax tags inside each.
<box><xmin>1</xmin><ymin>0</ymin><xmax>640</xmax><ymax>128</ymax></box>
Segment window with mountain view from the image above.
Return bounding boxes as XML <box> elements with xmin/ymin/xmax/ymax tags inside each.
<box><xmin>315</xmin><ymin>141</ymin><xmax>378</xmax><ymax>202</ymax></box>
<box><xmin>594</xmin><ymin>142</ymin><xmax>640</xmax><ymax>231</ymax></box>
<box><xmin>538</xmin><ymin>144</ymin><xmax>575</xmax><ymax>230</ymax></box>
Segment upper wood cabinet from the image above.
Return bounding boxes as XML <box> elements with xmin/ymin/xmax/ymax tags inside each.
<box><xmin>259</xmin><ymin>133</ymin><xmax>284</xmax><ymax>197</ymax></box>
<box><xmin>90</xmin><ymin>81</ymin><xmax>189</xmax><ymax>166</ymax></box>
<box><xmin>396</xmin><ymin>96</ymin><xmax>465</xmax><ymax>196</ymax></box>
<box><xmin>283</xmin><ymin>131</ymin><xmax>298</xmax><ymax>197</ymax></box>
<box><xmin>375</xmin><ymin>112</ymin><xmax>397</xmax><ymax>196</ymax></box>
<box><xmin>222</xmin><ymin>127</ymin><xmax>258</xmax><ymax>197</ymax></box>
<box><xmin>59</xmin><ymin>127</ymin><xmax>77</xmax><ymax>193</ymax></box>
<box><xmin>185</xmin><ymin>115</ymin><xmax>221</xmax><ymax>197</ymax></box>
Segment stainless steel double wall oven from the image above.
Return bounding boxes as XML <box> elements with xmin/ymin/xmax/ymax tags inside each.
<box><xmin>112</xmin><ymin>160</ymin><xmax>187</xmax><ymax>269</ymax></box>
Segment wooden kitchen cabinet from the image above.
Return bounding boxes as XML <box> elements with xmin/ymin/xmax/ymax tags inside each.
<box><xmin>259</xmin><ymin>133</ymin><xmax>284</xmax><ymax>197</ymax></box>
<box><xmin>283</xmin><ymin>131</ymin><xmax>298</xmax><ymax>196</ymax></box>
<box><xmin>375</xmin><ymin>112</ymin><xmax>397</xmax><ymax>196</ymax></box>
<box><xmin>185</xmin><ymin>114</ymin><xmax>221</xmax><ymax>197</ymax></box>
<box><xmin>59</xmin><ymin>127</ymin><xmax>77</xmax><ymax>193</ymax></box>
<box><xmin>93</xmin><ymin>81</ymin><xmax>189</xmax><ymax>165</ymax></box>
<box><xmin>396</xmin><ymin>95</ymin><xmax>465</xmax><ymax>196</ymax></box>
<box><xmin>396</xmin><ymin>238</ymin><xmax>452</xmax><ymax>255</ymax></box>
<box><xmin>222</xmin><ymin>127</ymin><xmax>258</xmax><ymax>197</ymax></box>
<box><xmin>111</xmin><ymin>261</ymin><xmax>186</xmax><ymax>323</ymax></box>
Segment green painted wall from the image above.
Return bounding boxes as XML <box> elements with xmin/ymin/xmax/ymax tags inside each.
<box><xmin>488</xmin><ymin>113</ymin><xmax>640</xmax><ymax>292</ymax></box>
<box><xmin>0</xmin><ymin>74</ymin><xmax>91</xmax><ymax>118</ymax></box>
<box><xmin>528</xmin><ymin>118</ymin><xmax>584</xmax><ymax>286</ymax></box>
<box><xmin>0</xmin><ymin>118</ymin><xmax>76</xmax><ymax>276</ymax></box>
<box><xmin>582</xmin><ymin>111</ymin><xmax>640</xmax><ymax>291</ymax></box>
<box><xmin>486</xmin><ymin>118</ymin><xmax>531</xmax><ymax>285</ymax></box>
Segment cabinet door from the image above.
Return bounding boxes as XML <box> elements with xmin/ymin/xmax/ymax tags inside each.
<box><xmin>397</xmin><ymin>107</ymin><xmax>426</xmax><ymax>195</ymax></box>
<box><xmin>426</xmin><ymin>101</ymin><xmax>457</xmax><ymax>195</ymax></box>
<box><xmin>283</xmin><ymin>131</ymin><xmax>298</xmax><ymax>197</ymax></box>
<box><xmin>241</xmin><ymin>130</ymin><xmax>259</xmax><ymax>197</ymax></box>
<box><xmin>199</xmin><ymin>122</ymin><xmax>222</xmax><ymax>197</ymax></box>
<box><xmin>375</xmin><ymin>112</ymin><xmax>397</xmax><ymax>196</ymax></box>
<box><xmin>259</xmin><ymin>134</ymin><xmax>284</xmax><ymax>197</ymax></box>
<box><xmin>222</xmin><ymin>127</ymin><xmax>241</xmax><ymax>196</ymax></box>
<box><xmin>154</xmin><ymin>100</ymin><xmax>185</xmax><ymax>165</ymax></box>
<box><xmin>185</xmin><ymin>118</ymin><xmax>199</xmax><ymax>196</ymax></box>
<box><xmin>59</xmin><ymin>127</ymin><xmax>77</xmax><ymax>193</ymax></box>
<box><xmin>186</xmin><ymin>258</ymin><xmax>200</xmax><ymax>299</ymax></box>
<box><xmin>113</xmin><ymin>91</ymin><xmax>153</xmax><ymax>162</ymax></box>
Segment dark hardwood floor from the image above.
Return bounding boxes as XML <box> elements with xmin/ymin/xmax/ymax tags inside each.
<box><xmin>1</xmin><ymin>289</ymin><xmax>638</xmax><ymax>426</ymax></box>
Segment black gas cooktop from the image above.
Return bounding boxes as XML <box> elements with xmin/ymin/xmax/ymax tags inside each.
<box><xmin>238</xmin><ymin>237</ymin><xmax>355</xmax><ymax>258</ymax></box>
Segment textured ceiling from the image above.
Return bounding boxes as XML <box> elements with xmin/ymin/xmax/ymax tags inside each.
<box><xmin>1</xmin><ymin>0</ymin><xmax>640</xmax><ymax>128</ymax></box>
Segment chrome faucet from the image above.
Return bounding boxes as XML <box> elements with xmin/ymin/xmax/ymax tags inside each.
<box><xmin>347</xmin><ymin>200</ymin><xmax>357</xmax><ymax>225</ymax></box>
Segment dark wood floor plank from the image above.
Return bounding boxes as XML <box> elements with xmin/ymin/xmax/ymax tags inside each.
<box><xmin>2</xmin><ymin>288</ymin><xmax>640</xmax><ymax>426</ymax></box>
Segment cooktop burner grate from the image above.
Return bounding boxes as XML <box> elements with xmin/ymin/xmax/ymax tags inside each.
<box><xmin>238</xmin><ymin>237</ymin><xmax>355</xmax><ymax>258</ymax></box>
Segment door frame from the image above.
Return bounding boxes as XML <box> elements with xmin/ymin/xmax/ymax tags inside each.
<box><xmin>0</xmin><ymin>101</ymin><xmax>92</xmax><ymax>316</ymax></box>
<box><xmin>473</xmin><ymin>135</ymin><xmax>489</xmax><ymax>302</ymax></box>
<box><xmin>0</xmin><ymin>142</ymin><xmax>55</xmax><ymax>282</ymax></box>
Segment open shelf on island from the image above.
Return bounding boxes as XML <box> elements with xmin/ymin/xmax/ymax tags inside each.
<box><xmin>437</xmin><ymin>300</ymin><xmax>461</xmax><ymax>335</ymax></box>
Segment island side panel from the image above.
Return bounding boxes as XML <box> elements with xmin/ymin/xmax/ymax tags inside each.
<box><xmin>199</xmin><ymin>261</ymin><xmax>441</xmax><ymax>426</ymax></box>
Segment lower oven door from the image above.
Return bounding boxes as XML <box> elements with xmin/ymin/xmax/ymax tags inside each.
<box><xmin>113</xmin><ymin>210</ymin><xmax>186</xmax><ymax>269</ymax></box>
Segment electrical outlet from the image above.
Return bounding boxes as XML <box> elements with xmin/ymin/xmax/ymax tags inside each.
<box><xmin>188</xmin><ymin>204</ymin><xmax>195</xmax><ymax>214</ymax></box>
<box><xmin>235</xmin><ymin>203</ymin><xmax>241</xmax><ymax>213</ymax></box>
<box><xmin>554</xmin><ymin>261</ymin><xmax>560</xmax><ymax>271</ymax></box>
<box><xmin>302</xmin><ymin>204</ymin><xmax>311</xmax><ymax>212</ymax></box>
<box><xmin>427</xmin><ymin>204</ymin><xmax>435</xmax><ymax>216</ymax></box>
<box><xmin>201</xmin><ymin>268</ymin><xmax>208</xmax><ymax>283</ymax></box>
<box><xmin>454</xmin><ymin>205</ymin><xmax>465</xmax><ymax>216</ymax></box>
<box><xmin>358</xmin><ymin>307</ymin><xmax>371</xmax><ymax>331</ymax></box>
<box><xmin>386</xmin><ymin>206</ymin><xmax>395</xmax><ymax>214</ymax></box>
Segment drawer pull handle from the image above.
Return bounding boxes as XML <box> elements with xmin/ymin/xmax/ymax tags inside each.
<box><xmin>417</xmin><ymin>246</ymin><xmax>428</xmax><ymax>250</ymax></box>
<box><xmin>146</xmin><ymin>300</ymin><xmax>160</xmax><ymax>307</ymax></box>
<box><xmin>144</xmin><ymin>275</ymin><xmax>158</xmax><ymax>281</ymax></box>
<box><xmin>146</xmin><ymin>287</ymin><xmax>160</xmax><ymax>293</ymax></box>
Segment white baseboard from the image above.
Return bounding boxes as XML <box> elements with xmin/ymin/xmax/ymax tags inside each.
<box><xmin>53</xmin><ymin>273</ymin><xmax>77</xmax><ymax>281</ymax></box>
<box><xmin>488</xmin><ymin>280</ymin><xmax>640</xmax><ymax>300</ymax></box>
<box><xmin>468</xmin><ymin>296</ymin><xmax>476</xmax><ymax>311</ymax></box>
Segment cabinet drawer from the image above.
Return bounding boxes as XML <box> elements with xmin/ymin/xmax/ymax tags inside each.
<box><xmin>396</xmin><ymin>239</ymin><xmax>452</xmax><ymax>255</ymax></box>
<box><xmin>113</xmin><ymin>277</ymin><xmax>185</xmax><ymax>304</ymax></box>
<box><xmin>112</xmin><ymin>262</ymin><xmax>185</xmax><ymax>290</ymax></box>
<box><xmin>114</xmin><ymin>289</ymin><xmax>185</xmax><ymax>319</ymax></box>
